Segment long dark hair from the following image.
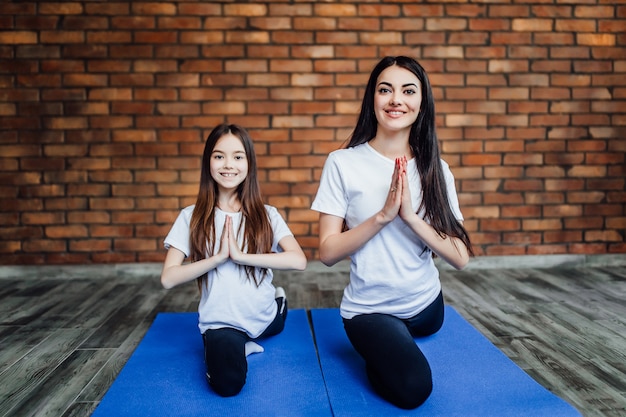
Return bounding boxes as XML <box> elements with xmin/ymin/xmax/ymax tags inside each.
<box><xmin>189</xmin><ymin>123</ymin><xmax>273</xmax><ymax>287</ymax></box>
<box><xmin>348</xmin><ymin>56</ymin><xmax>473</xmax><ymax>255</ymax></box>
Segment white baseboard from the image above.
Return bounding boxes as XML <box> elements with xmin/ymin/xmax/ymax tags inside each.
<box><xmin>1</xmin><ymin>254</ymin><xmax>624</xmax><ymax>280</ymax></box>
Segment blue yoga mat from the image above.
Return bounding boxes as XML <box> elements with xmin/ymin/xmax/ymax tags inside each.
<box><xmin>311</xmin><ymin>307</ymin><xmax>582</xmax><ymax>417</ymax></box>
<box><xmin>92</xmin><ymin>309</ymin><xmax>332</xmax><ymax>417</ymax></box>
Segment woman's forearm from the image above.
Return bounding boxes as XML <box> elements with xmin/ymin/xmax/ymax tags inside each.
<box><xmin>402</xmin><ymin>215</ymin><xmax>470</xmax><ymax>270</ymax></box>
<box><xmin>319</xmin><ymin>212</ymin><xmax>390</xmax><ymax>266</ymax></box>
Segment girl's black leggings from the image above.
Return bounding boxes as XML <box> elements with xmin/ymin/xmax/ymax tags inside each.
<box><xmin>342</xmin><ymin>291</ymin><xmax>444</xmax><ymax>409</ymax></box>
<box><xmin>201</xmin><ymin>297</ymin><xmax>287</xmax><ymax>397</ymax></box>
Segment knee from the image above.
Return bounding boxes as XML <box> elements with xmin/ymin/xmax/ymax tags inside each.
<box><xmin>203</xmin><ymin>328</ymin><xmax>248</xmax><ymax>396</ymax></box>
<box><xmin>367</xmin><ymin>363</ymin><xmax>434</xmax><ymax>409</ymax></box>
<box><xmin>204</xmin><ymin>342</ymin><xmax>248</xmax><ymax>397</ymax></box>
<box><xmin>209</xmin><ymin>371</ymin><xmax>246</xmax><ymax>397</ymax></box>
<box><xmin>392</xmin><ymin>373</ymin><xmax>433</xmax><ymax>409</ymax></box>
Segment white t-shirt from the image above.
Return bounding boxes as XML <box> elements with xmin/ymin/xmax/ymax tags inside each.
<box><xmin>164</xmin><ymin>204</ymin><xmax>293</xmax><ymax>338</ymax></box>
<box><xmin>311</xmin><ymin>143</ymin><xmax>464</xmax><ymax>320</ymax></box>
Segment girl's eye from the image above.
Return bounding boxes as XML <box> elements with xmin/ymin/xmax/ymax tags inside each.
<box><xmin>404</xmin><ymin>89</ymin><xmax>416</xmax><ymax>95</ymax></box>
<box><xmin>235</xmin><ymin>155</ymin><xmax>244</xmax><ymax>160</ymax></box>
<box><xmin>213</xmin><ymin>154</ymin><xmax>223</xmax><ymax>160</ymax></box>
<box><xmin>378</xmin><ymin>87</ymin><xmax>391</xmax><ymax>94</ymax></box>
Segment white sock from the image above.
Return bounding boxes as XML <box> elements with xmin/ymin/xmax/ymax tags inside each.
<box><xmin>275</xmin><ymin>286</ymin><xmax>286</xmax><ymax>299</ymax></box>
<box><xmin>275</xmin><ymin>286</ymin><xmax>287</xmax><ymax>314</ymax></box>
<box><xmin>245</xmin><ymin>341</ymin><xmax>264</xmax><ymax>356</ymax></box>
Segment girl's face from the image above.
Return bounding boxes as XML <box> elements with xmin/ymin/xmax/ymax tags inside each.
<box><xmin>210</xmin><ymin>133</ymin><xmax>249</xmax><ymax>192</ymax></box>
<box><xmin>373</xmin><ymin>65</ymin><xmax>422</xmax><ymax>133</ymax></box>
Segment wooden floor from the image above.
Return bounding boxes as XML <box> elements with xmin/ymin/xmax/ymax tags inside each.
<box><xmin>0</xmin><ymin>261</ymin><xmax>624</xmax><ymax>417</ymax></box>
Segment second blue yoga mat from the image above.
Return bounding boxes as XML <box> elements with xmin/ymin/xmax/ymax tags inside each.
<box><xmin>92</xmin><ymin>309</ymin><xmax>332</xmax><ymax>417</ymax></box>
<box><xmin>311</xmin><ymin>307</ymin><xmax>582</xmax><ymax>417</ymax></box>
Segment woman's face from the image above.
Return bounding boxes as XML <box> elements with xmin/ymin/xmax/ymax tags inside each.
<box><xmin>209</xmin><ymin>133</ymin><xmax>249</xmax><ymax>191</ymax></box>
<box><xmin>373</xmin><ymin>65</ymin><xmax>422</xmax><ymax>133</ymax></box>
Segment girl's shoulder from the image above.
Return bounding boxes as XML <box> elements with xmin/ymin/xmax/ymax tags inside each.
<box><xmin>263</xmin><ymin>204</ymin><xmax>288</xmax><ymax>222</ymax></box>
<box><xmin>181</xmin><ymin>204</ymin><xmax>196</xmax><ymax>215</ymax></box>
<box><xmin>263</xmin><ymin>204</ymin><xmax>279</xmax><ymax>216</ymax></box>
<box><xmin>175</xmin><ymin>205</ymin><xmax>196</xmax><ymax>222</ymax></box>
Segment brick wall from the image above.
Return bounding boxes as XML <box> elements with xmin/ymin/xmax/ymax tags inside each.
<box><xmin>1</xmin><ymin>1</ymin><xmax>625</xmax><ymax>265</ymax></box>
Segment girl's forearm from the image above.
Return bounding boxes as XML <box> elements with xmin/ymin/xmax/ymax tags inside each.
<box><xmin>232</xmin><ymin>250</ymin><xmax>306</xmax><ymax>271</ymax></box>
<box><xmin>161</xmin><ymin>253</ymin><xmax>226</xmax><ymax>289</ymax></box>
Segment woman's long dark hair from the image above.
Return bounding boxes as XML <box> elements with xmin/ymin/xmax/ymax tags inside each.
<box><xmin>348</xmin><ymin>56</ymin><xmax>473</xmax><ymax>255</ymax></box>
<box><xmin>189</xmin><ymin>123</ymin><xmax>273</xmax><ymax>288</ymax></box>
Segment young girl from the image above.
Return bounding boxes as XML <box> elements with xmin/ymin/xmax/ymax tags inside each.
<box><xmin>161</xmin><ymin>123</ymin><xmax>307</xmax><ymax>397</ymax></box>
<box><xmin>312</xmin><ymin>56</ymin><xmax>473</xmax><ymax>409</ymax></box>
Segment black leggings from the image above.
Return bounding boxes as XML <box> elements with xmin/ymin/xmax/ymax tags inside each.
<box><xmin>202</xmin><ymin>297</ymin><xmax>287</xmax><ymax>397</ymax></box>
<box><xmin>342</xmin><ymin>291</ymin><xmax>444</xmax><ymax>409</ymax></box>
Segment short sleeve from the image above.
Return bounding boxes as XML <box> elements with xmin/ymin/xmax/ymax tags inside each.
<box><xmin>442</xmin><ymin>161</ymin><xmax>464</xmax><ymax>221</ymax></box>
<box><xmin>163</xmin><ymin>206</ymin><xmax>193</xmax><ymax>257</ymax></box>
<box><xmin>266</xmin><ymin>205</ymin><xmax>293</xmax><ymax>252</ymax></box>
<box><xmin>311</xmin><ymin>152</ymin><xmax>348</xmax><ymax>218</ymax></box>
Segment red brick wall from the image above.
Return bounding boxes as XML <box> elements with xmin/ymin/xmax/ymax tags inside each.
<box><xmin>1</xmin><ymin>1</ymin><xmax>625</xmax><ymax>265</ymax></box>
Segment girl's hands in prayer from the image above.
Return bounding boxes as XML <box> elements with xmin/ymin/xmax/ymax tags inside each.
<box><xmin>215</xmin><ymin>215</ymin><xmax>242</xmax><ymax>264</ymax></box>
<box><xmin>225</xmin><ymin>215</ymin><xmax>244</xmax><ymax>263</ymax></box>
<box><xmin>215</xmin><ymin>216</ymin><xmax>230</xmax><ymax>263</ymax></box>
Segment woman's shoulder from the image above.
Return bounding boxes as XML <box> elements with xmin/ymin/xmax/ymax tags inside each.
<box><xmin>327</xmin><ymin>143</ymin><xmax>368</xmax><ymax>161</ymax></box>
<box><xmin>438</xmin><ymin>158</ymin><xmax>455</xmax><ymax>176</ymax></box>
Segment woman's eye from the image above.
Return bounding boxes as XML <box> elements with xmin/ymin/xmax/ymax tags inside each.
<box><xmin>404</xmin><ymin>89</ymin><xmax>416</xmax><ymax>95</ymax></box>
<box><xmin>378</xmin><ymin>87</ymin><xmax>391</xmax><ymax>94</ymax></box>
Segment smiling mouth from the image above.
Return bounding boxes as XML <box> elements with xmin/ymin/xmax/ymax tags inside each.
<box><xmin>386</xmin><ymin>110</ymin><xmax>405</xmax><ymax>115</ymax></box>
<box><xmin>220</xmin><ymin>173</ymin><xmax>237</xmax><ymax>177</ymax></box>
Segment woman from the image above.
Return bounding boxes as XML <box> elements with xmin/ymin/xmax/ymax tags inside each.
<box><xmin>311</xmin><ymin>56</ymin><xmax>473</xmax><ymax>409</ymax></box>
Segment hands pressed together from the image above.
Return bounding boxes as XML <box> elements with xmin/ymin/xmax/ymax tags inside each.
<box><xmin>216</xmin><ymin>216</ymin><xmax>244</xmax><ymax>264</ymax></box>
<box><xmin>380</xmin><ymin>156</ymin><xmax>417</xmax><ymax>225</ymax></box>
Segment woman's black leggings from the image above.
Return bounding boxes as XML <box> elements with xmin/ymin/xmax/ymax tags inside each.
<box><xmin>342</xmin><ymin>291</ymin><xmax>444</xmax><ymax>409</ymax></box>
<box><xmin>201</xmin><ymin>297</ymin><xmax>287</xmax><ymax>397</ymax></box>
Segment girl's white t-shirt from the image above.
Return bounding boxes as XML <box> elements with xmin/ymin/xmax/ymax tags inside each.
<box><xmin>164</xmin><ymin>204</ymin><xmax>293</xmax><ymax>338</ymax></box>
<box><xmin>311</xmin><ymin>143</ymin><xmax>464</xmax><ymax>320</ymax></box>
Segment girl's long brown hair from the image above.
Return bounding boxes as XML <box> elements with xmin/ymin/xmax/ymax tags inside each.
<box><xmin>189</xmin><ymin>123</ymin><xmax>273</xmax><ymax>288</ymax></box>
